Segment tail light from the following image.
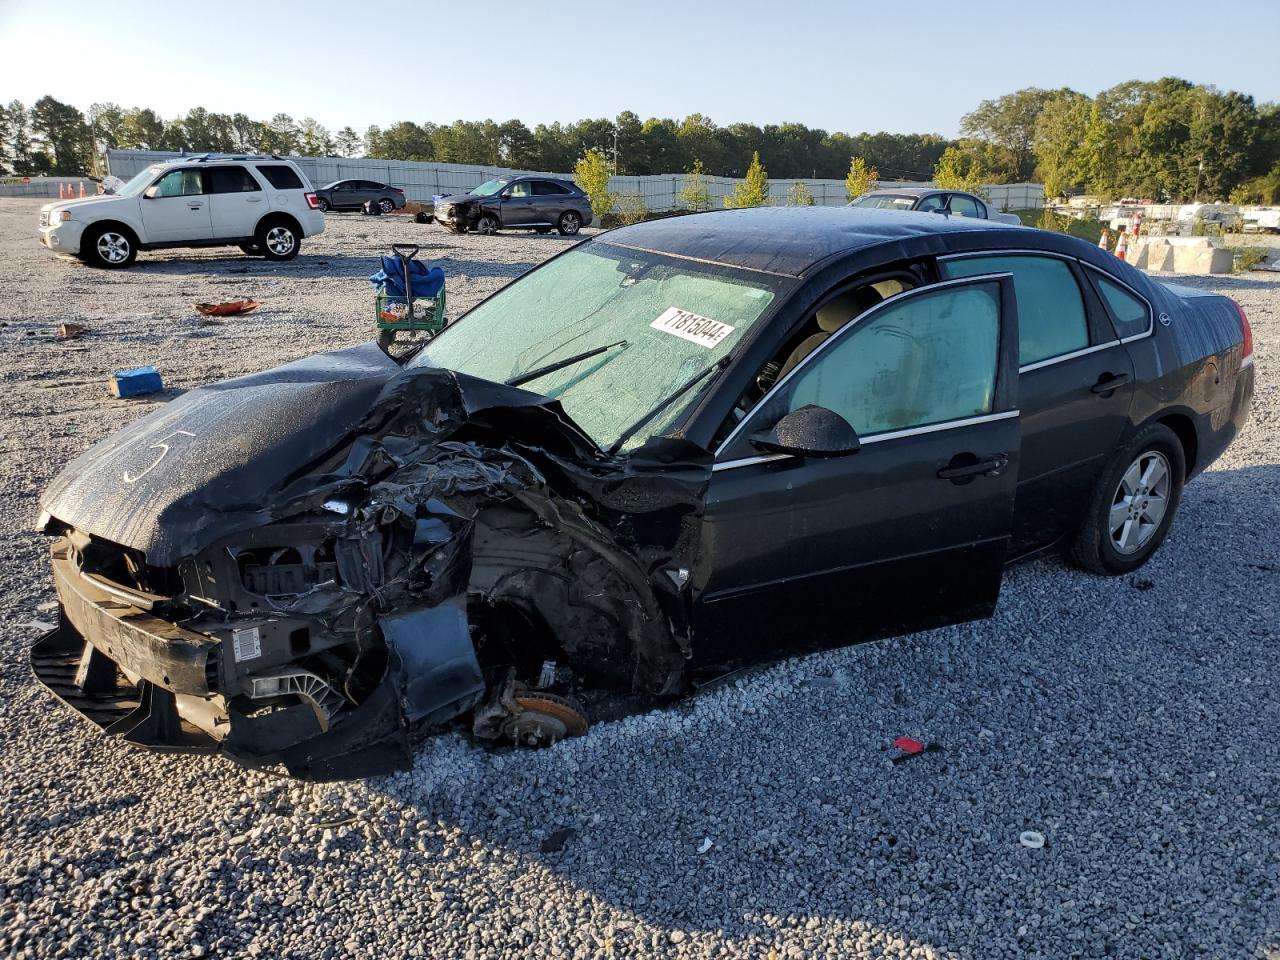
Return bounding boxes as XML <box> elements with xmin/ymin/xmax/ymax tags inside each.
<box><xmin>395</xmin><ymin>187</ymin><xmax>404</xmax><ymax>194</ymax></box>
<box><xmin>304</xmin><ymin>192</ymin><xmax>320</xmax><ymax>210</ymax></box>
<box><xmin>1233</xmin><ymin>299</ymin><xmax>1254</xmax><ymax>368</ymax></box>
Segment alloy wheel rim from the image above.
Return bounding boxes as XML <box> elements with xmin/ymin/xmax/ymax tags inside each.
<box><xmin>97</xmin><ymin>232</ymin><xmax>129</xmax><ymax>263</ymax></box>
<box><xmin>265</xmin><ymin>226</ymin><xmax>295</xmax><ymax>255</ymax></box>
<box><xmin>478</xmin><ymin>217</ymin><xmax>497</xmax><ymax>234</ymax></box>
<box><xmin>1109</xmin><ymin>450</ymin><xmax>1171</xmax><ymax>555</ymax></box>
<box><xmin>563</xmin><ymin>213</ymin><xmax>580</xmax><ymax>232</ymax></box>
<box><xmin>379</xmin><ymin>199</ymin><xmax>393</xmax><ymax>213</ymax></box>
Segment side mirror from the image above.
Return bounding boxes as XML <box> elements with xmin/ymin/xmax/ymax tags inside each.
<box><xmin>142</xmin><ymin>186</ymin><xmax>158</xmax><ymax>199</ymax></box>
<box><xmin>749</xmin><ymin>405</ymin><xmax>861</xmax><ymax>458</ymax></box>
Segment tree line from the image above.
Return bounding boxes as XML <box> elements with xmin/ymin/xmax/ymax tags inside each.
<box><xmin>2</xmin><ymin>78</ymin><xmax>1276</xmax><ymax>203</ymax></box>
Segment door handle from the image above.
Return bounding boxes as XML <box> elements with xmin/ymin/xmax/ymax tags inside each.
<box><xmin>938</xmin><ymin>454</ymin><xmax>1009</xmax><ymax>481</ymax></box>
<box><xmin>246</xmin><ymin>196</ymin><xmax>262</xmax><ymax>202</ymax></box>
<box><xmin>187</xmin><ymin>202</ymin><xmax>204</xmax><ymax>209</ymax></box>
<box><xmin>1091</xmin><ymin>372</ymin><xmax>1132</xmax><ymax>394</ymax></box>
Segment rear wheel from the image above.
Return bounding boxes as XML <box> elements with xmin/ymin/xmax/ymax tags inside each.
<box><xmin>557</xmin><ymin>211</ymin><xmax>582</xmax><ymax>236</ymax></box>
<box><xmin>1069</xmin><ymin>422</ymin><xmax>1185</xmax><ymax>574</ymax></box>
<box><xmin>378</xmin><ymin>198</ymin><xmax>395</xmax><ymax>214</ymax></box>
<box><xmin>81</xmin><ymin>225</ymin><xmax>137</xmax><ymax>269</ymax></box>
<box><xmin>317</xmin><ymin>197</ymin><xmax>330</xmax><ymax>212</ymax></box>
<box><xmin>475</xmin><ymin>213</ymin><xmax>499</xmax><ymax>235</ymax></box>
<box><xmin>256</xmin><ymin>220</ymin><xmax>300</xmax><ymax>261</ymax></box>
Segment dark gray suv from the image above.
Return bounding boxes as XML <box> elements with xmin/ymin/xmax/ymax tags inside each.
<box><xmin>433</xmin><ymin>176</ymin><xmax>590</xmax><ymax>235</ymax></box>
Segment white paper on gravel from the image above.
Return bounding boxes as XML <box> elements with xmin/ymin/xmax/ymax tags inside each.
<box><xmin>649</xmin><ymin>307</ymin><xmax>734</xmax><ymax>348</ymax></box>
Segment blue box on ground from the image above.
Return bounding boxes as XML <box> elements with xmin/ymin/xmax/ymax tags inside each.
<box><xmin>110</xmin><ymin>366</ymin><xmax>163</xmax><ymax>398</ymax></box>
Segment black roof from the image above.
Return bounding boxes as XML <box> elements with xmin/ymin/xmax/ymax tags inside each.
<box><xmin>598</xmin><ymin>206</ymin><xmax>1024</xmax><ymax>278</ymax></box>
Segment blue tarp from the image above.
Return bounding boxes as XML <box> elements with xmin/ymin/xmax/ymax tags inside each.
<box><xmin>368</xmin><ymin>257</ymin><xmax>444</xmax><ymax>301</ymax></box>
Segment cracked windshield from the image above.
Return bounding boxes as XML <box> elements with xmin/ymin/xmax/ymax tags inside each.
<box><xmin>411</xmin><ymin>244</ymin><xmax>784</xmax><ymax>449</ymax></box>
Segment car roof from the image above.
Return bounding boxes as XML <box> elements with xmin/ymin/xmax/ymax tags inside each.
<box><xmin>862</xmin><ymin>186</ymin><xmax>939</xmax><ymax>197</ymax></box>
<box><xmin>597</xmin><ymin>206</ymin><xmax>1023</xmax><ymax>278</ymax></box>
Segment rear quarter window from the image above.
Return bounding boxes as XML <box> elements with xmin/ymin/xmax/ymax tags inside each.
<box><xmin>1092</xmin><ymin>274</ymin><xmax>1151</xmax><ymax>339</ymax></box>
<box><xmin>255</xmin><ymin>165</ymin><xmax>305</xmax><ymax>190</ymax></box>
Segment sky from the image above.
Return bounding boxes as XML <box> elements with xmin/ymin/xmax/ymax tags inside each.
<box><xmin>2</xmin><ymin>0</ymin><xmax>1278</xmax><ymax>137</ymax></box>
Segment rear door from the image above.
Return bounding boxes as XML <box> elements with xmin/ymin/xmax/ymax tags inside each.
<box><xmin>139</xmin><ymin>168</ymin><xmax>212</xmax><ymax>242</ymax></box>
<box><xmin>531</xmin><ymin>179</ymin><xmax>571</xmax><ymax>224</ymax></box>
<box><xmin>206</xmin><ymin>165</ymin><xmax>265</xmax><ymax>238</ymax></box>
<box><xmin>939</xmin><ymin>252</ymin><xmax>1135</xmax><ymax>555</ymax></box>
<box><xmin>693</xmin><ymin>274</ymin><xmax>1021</xmax><ymax>666</ymax></box>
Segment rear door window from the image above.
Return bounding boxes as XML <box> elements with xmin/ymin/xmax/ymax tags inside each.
<box><xmin>941</xmin><ymin>254</ymin><xmax>1090</xmax><ymax>366</ymax></box>
<box><xmin>916</xmin><ymin>194</ymin><xmax>947</xmax><ymax>212</ymax></box>
<box><xmin>207</xmin><ymin>166</ymin><xmax>261</xmax><ymax>193</ymax></box>
<box><xmin>533</xmin><ymin>180</ymin><xmax>570</xmax><ymax>196</ymax></box>
<box><xmin>256</xmin><ymin>165</ymin><xmax>304</xmax><ymax>190</ymax></box>
<box><xmin>1091</xmin><ymin>273</ymin><xmax>1152</xmax><ymax>339</ymax></box>
<box><xmin>948</xmin><ymin>194</ymin><xmax>982</xmax><ymax>218</ymax></box>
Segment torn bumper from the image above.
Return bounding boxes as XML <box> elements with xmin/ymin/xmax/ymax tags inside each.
<box><xmin>32</xmin><ymin>539</ymin><xmax>485</xmax><ymax>780</ymax></box>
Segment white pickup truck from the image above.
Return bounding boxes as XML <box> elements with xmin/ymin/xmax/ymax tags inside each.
<box><xmin>38</xmin><ymin>155</ymin><xmax>326</xmax><ymax>268</ymax></box>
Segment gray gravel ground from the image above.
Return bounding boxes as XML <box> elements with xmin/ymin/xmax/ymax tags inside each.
<box><xmin>0</xmin><ymin>197</ymin><xmax>1277</xmax><ymax>959</ymax></box>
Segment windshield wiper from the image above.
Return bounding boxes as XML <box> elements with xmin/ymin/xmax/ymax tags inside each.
<box><xmin>606</xmin><ymin>356</ymin><xmax>730</xmax><ymax>456</ymax></box>
<box><xmin>505</xmin><ymin>340</ymin><xmax>628</xmax><ymax>388</ymax></box>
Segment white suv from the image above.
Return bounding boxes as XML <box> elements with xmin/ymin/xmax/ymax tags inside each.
<box><xmin>38</xmin><ymin>155</ymin><xmax>326</xmax><ymax>268</ymax></box>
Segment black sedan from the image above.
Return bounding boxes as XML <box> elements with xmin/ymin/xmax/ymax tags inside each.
<box><xmin>314</xmin><ymin>179</ymin><xmax>406</xmax><ymax>213</ymax></box>
<box><xmin>32</xmin><ymin>207</ymin><xmax>1254</xmax><ymax>779</ymax></box>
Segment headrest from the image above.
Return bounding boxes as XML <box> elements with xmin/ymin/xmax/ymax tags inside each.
<box><xmin>815</xmin><ymin>288</ymin><xmax>883</xmax><ymax>332</ymax></box>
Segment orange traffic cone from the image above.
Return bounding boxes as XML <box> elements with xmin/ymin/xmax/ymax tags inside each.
<box><xmin>79</xmin><ymin>182</ymin><xmax>87</xmax><ymax>198</ymax></box>
<box><xmin>1115</xmin><ymin>231</ymin><xmax>1128</xmax><ymax>261</ymax></box>
<box><xmin>1098</xmin><ymin>229</ymin><xmax>1111</xmax><ymax>250</ymax></box>
<box><xmin>58</xmin><ymin>183</ymin><xmax>66</xmax><ymax>199</ymax></box>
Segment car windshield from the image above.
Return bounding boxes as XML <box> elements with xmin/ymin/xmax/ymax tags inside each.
<box><xmin>410</xmin><ymin>244</ymin><xmax>785</xmax><ymax>450</ymax></box>
<box><xmin>469</xmin><ymin>179</ymin><xmax>509</xmax><ymax>197</ymax></box>
<box><xmin>115</xmin><ymin>165</ymin><xmax>164</xmax><ymax>198</ymax></box>
<box><xmin>849</xmin><ymin>194</ymin><xmax>918</xmax><ymax>210</ymax></box>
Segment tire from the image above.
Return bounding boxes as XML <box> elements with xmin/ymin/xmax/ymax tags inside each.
<box><xmin>1069</xmin><ymin>422</ymin><xmax>1185</xmax><ymax>575</ymax></box>
<box><xmin>317</xmin><ymin>197</ymin><xmax>330</xmax><ymax>212</ymax></box>
<box><xmin>557</xmin><ymin>211</ymin><xmax>582</xmax><ymax>236</ymax></box>
<box><xmin>378</xmin><ymin>198</ymin><xmax>395</xmax><ymax>214</ymax></box>
<box><xmin>81</xmin><ymin>224</ymin><xmax>137</xmax><ymax>269</ymax></box>
<box><xmin>475</xmin><ymin>213</ymin><xmax>499</xmax><ymax>235</ymax></box>
<box><xmin>256</xmin><ymin>219</ymin><xmax>301</xmax><ymax>261</ymax></box>
<box><xmin>239</xmin><ymin>243</ymin><xmax>263</xmax><ymax>256</ymax></box>
<box><xmin>414</xmin><ymin>211</ymin><xmax>431</xmax><ymax>224</ymax></box>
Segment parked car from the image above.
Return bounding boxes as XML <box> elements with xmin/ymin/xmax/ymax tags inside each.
<box><xmin>433</xmin><ymin>176</ymin><xmax>589</xmax><ymax>235</ymax></box>
<box><xmin>850</xmin><ymin>187</ymin><xmax>1023</xmax><ymax>224</ymax></box>
<box><xmin>314</xmin><ymin>179</ymin><xmax>406</xmax><ymax>214</ymax></box>
<box><xmin>33</xmin><ymin>207</ymin><xmax>1253</xmax><ymax>778</ymax></box>
<box><xmin>37</xmin><ymin>155</ymin><xmax>324</xmax><ymax>268</ymax></box>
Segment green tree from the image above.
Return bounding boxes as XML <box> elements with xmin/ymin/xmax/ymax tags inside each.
<box><xmin>369</xmin><ymin>121</ymin><xmax>433</xmax><ymax>161</ymax></box>
<box><xmin>30</xmin><ymin>96</ymin><xmax>91</xmax><ymax>174</ymax></box>
<box><xmin>1032</xmin><ymin>92</ymin><xmax>1091</xmax><ymax>196</ymax></box>
<box><xmin>786</xmin><ymin>181</ymin><xmax>815</xmax><ymax>206</ymax></box>
<box><xmin>5</xmin><ymin>101</ymin><xmax>37</xmax><ymax>173</ymax></box>
<box><xmin>496</xmin><ymin>119</ymin><xmax>537</xmax><ymax>167</ymax></box>
<box><xmin>574</xmin><ymin>147</ymin><xmax>615</xmax><ymax>222</ymax></box>
<box><xmin>261</xmin><ymin>113</ymin><xmax>299</xmax><ymax>154</ymax></box>
<box><xmin>298</xmin><ymin>117</ymin><xmax>334</xmax><ymax>156</ymax></box>
<box><xmin>677</xmin><ymin>157</ymin><xmax>712</xmax><ymax>211</ymax></box>
<box><xmin>933</xmin><ymin>143</ymin><xmax>987</xmax><ymax>194</ymax></box>
<box><xmin>335</xmin><ymin>126</ymin><xmax>363</xmax><ymax>157</ymax></box>
<box><xmin>118</xmin><ymin>107</ymin><xmax>166</xmax><ymax>150</ymax></box>
<box><xmin>724</xmin><ymin>151</ymin><xmax>769</xmax><ymax>208</ymax></box>
<box><xmin>844</xmin><ymin>155</ymin><xmax>878</xmax><ymax>199</ymax></box>
<box><xmin>229</xmin><ymin>113</ymin><xmax>263</xmax><ymax>152</ymax></box>
<box><xmin>961</xmin><ymin>88</ymin><xmax>1068</xmax><ymax>180</ymax></box>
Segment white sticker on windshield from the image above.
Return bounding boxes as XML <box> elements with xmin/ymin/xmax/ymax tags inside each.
<box><xmin>650</xmin><ymin>307</ymin><xmax>734</xmax><ymax>349</ymax></box>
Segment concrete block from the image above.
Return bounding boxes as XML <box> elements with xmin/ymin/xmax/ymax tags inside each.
<box><xmin>1141</xmin><ymin>241</ymin><xmax>1174</xmax><ymax>272</ymax></box>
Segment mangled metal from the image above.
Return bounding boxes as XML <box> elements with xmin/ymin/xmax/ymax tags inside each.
<box><xmin>35</xmin><ymin>344</ymin><xmax>711</xmax><ymax>779</ymax></box>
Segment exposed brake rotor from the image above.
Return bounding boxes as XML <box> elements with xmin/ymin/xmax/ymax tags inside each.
<box><xmin>502</xmin><ymin>692</ymin><xmax>589</xmax><ymax>747</ymax></box>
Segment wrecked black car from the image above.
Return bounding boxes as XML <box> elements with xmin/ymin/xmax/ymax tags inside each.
<box><xmin>432</xmin><ymin>176</ymin><xmax>589</xmax><ymax>236</ymax></box>
<box><xmin>33</xmin><ymin>207</ymin><xmax>1254</xmax><ymax>779</ymax></box>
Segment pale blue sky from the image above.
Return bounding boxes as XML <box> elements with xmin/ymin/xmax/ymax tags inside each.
<box><xmin>2</xmin><ymin>0</ymin><xmax>1277</xmax><ymax>136</ymax></box>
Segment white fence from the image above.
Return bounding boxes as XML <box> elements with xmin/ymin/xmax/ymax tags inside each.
<box><xmin>0</xmin><ymin>176</ymin><xmax>98</xmax><ymax>199</ymax></box>
<box><xmin>105</xmin><ymin>150</ymin><xmax>1044</xmax><ymax>212</ymax></box>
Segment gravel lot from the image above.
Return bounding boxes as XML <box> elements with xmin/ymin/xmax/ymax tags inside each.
<box><xmin>0</xmin><ymin>197</ymin><xmax>1277</xmax><ymax>959</ymax></box>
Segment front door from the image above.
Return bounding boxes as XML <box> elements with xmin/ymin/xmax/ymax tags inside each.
<box><xmin>140</xmin><ymin>168</ymin><xmax>213</xmax><ymax>242</ymax></box>
<box><xmin>693</xmin><ymin>274</ymin><xmax>1021</xmax><ymax>669</ymax></box>
<box><xmin>500</xmin><ymin>180</ymin><xmax>538</xmax><ymax>226</ymax></box>
<box><xmin>206</xmin><ymin>165</ymin><xmax>266</xmax><ymax>239</ymax></box>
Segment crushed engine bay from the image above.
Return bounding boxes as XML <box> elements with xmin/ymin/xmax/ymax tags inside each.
<box><xmin>34</xmin><ymin>345</ymin><xmax>712</xmax><ymax>779</ymax></box>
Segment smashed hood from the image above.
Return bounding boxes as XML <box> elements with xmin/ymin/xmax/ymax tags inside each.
<box><xmin>40</xmin><ymin>344</ymin><xmax>401</xmax><ymax>565</ymax></box>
